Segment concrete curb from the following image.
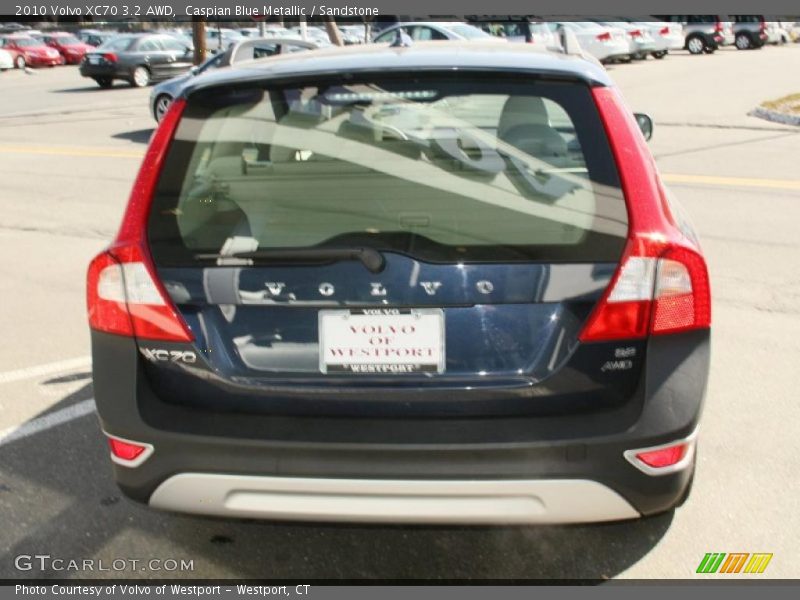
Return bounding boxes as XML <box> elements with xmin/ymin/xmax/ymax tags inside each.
<box><xmin>749</xmin><ymin>106</ymin><xmax>800</xmax><ymax>127</ymax></box>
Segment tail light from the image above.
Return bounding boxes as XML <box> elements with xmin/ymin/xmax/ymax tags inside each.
<box><xmin>714</xmin><ymin>21</ymin><xmax>724</xmax><ymax>33</ymax></box>
<box><xmin>102</xmin><ymin>52</ymin><xmax>117</xmax><ymax>62</ymax></box>
<box><xmin>596</xmin><ymin>32</ymin><xmax>612</xmax><ymax>41</ymax></box>
<box><xmin>629</xmin><ymin>29</ymin><xmax>642</xmax><ymax>38</ymax></box>
<box><xmin>759</xmin><ymin>21</ymin><xmax>767</xmax><ymax>32</ymax></box>
<box><xmin>87</xmin><ymin>99</ymin><xmax>192</xmax><ymax>342</ymax></box>
<box><xmin>659</xmin><ymin>26</ymin><xmax>670</xmax><ymax>36</ymax></box>
<box><xmin>579</xmin><ymin>241</ymin><xmax>710</xmax><ymax>341</ymax></box>
<box><xmin>582</xmin><ymin>88</ymin><xmax>711</xmax><ymax>343</ymax></box>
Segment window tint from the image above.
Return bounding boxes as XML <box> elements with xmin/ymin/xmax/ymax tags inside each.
<box><xmin>99</xmin><ymin>36</ymin><xmax>136</xmax><ymax>52</ymax></box>
<box><xmin>374</xmin><ymin>28</ymin><xmax>406</xmax><ymax>43</ymax></box>
<box><xmin>160</xmin><ymin>37</ymin><xmax>187</xmax><ymax>52</ymax></box>
<box><xmin>447</xmin><ymin>25</ymin><xmax>492</xmax><ymax>39</ymax></box>
<box><xmin>410</xmin><ymin>26</ymin><xmax>448</xmax><ymax>41</ymax></box>
<box><xmin>138</xmin><ymin>38</ymin><xmax>163</xmax><ymax>52</ymax></box>
<box><xmin>149</xmin><ymin>75</ymin><xmax>627</xmax><ymax>266</ymax></box>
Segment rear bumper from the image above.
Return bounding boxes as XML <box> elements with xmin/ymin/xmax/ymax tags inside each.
<box><xmin>150</xmin><ymin>475</ymin><xmax>639</xmax><ymax>524</ymax></box>
<box><xmin>79</xmin><ymin>63</ymin><xmax>126</xmax><ymax>79</ymax></box>
<box><xmin>92</xmin><ymin>329</ymin><xmax>710</xmax><ymax>523</ymax></box>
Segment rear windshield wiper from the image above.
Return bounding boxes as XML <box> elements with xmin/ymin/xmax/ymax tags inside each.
<box><xmin>195</xmin><ymin>247</ymin><xmax>386</xmax><ymax>274</ymax></box>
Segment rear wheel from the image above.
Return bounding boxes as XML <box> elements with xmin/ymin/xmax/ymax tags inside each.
<box><xmin>14</xmin><ymin>55</ymin><xmax>26</xmax><ymax>69</ymax></box>
<box><xmin>94</xmin><ymin>76</ymin><xmax>113</xmax><ymax>89</ymax></box>
<box><xmin>686</xmin><ymin>35</ymin><xmax>705</xmax><ymax>54</ymax></box>
<box><xmin>651</xmin><ymin>50</ymin><xmax>668</xmax><ymax>59</ymax></box>
<box><xmin>735</xmin><ymin>32</ymin><xmax>752</xmax><ymax>50</ymax></box>
<box><xmin>154</xmin><ymin>94</ymin><xmax>172</xmax><ymax>122</ymax></box>
<box><xmin>130</xmin><ymin>66</ymin><xmax>150</xmax><ymax>88</ymax></box>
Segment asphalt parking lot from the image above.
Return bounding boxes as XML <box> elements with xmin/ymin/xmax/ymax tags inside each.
<box><xmin>0</xmin><ymin>44</ymin><xmax>799</xmax><ymax>580</ymax></box>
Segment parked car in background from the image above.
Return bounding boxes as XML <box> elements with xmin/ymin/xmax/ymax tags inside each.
<box><xmin>478</xmin><ymin>19</ymin><xmax>557</xmax><ymax>47</ymax></box>
<box><xmin>592</xmin><ymin>20</ymin><xmax>656</xmax><ymax>59</ymax></box>
<box><xmin>546</xmin><ymin>22</ymin><xmax>630</xmax><ymax>63</ymax></box>
<box><xmin>290</xmin><ymin>26</ymin><xmax>334</xmax><ymax>47</ymax></box>
<box><xmin>79</xmin><ymin>33</ymin><xmax>194</xmax><ymax>88</ymax></box>
<box><xmin>610</xmin><ymin>18</ymin><xmax>683</xmax><ymax>58</ymax></box>
<box><xmin>78</xmin><ymin>30</ymin><xmax>117</xmax><ymax>47</ymax></box>
<box><xmin>205</xmin><ymin>28</ymin><xmax>244</xmax><ymax>53</ymax></box>
<box><xmin>339</xmin><ymin>24</ymin><xmax>370</xmax><ymax>44</ymax></box>
<box><xmin>764</xmin><ymin>21</ymin><xmax>784</xmax><ymax>44</ymax></box>
<box><xmin>0</xmin><ymin>35</ymin><xmax>62</xmax><ymax>67</ymax></box>
<box><xmin>0</xmin><ymin>44</ymin><xmax>22</xmax><ymax>68</ymax></box>
<box><xmin>41</xmin><ymin>32</ymin><xmax>94</xmax><ymax>64</ymax></box>
<box><xmin>0</xmin><ymin>48</ymin><xmax>13</xmax><ymax>70</ymax></box>
<box><xmin>373</xmin><ymin>22</ymin><xmax>500</xmax><ymax>42</ymax></box>
<box><xmin>149</xmin><ymin>38</ymin><xmax>317</xmax><ymax>122</ymax></box>
<box><xmin>0</xmin><ymin>22</ymin><xmax>30</xmax><ymax>34</ymax></box>
<box><xmin>656</xmin><ymin>15</ymin><xmax>733</xmax><ymax>54</ymax></box>
<box><xmin>731</xmin><ymin>15</ymin><xmax>770</xmax><ymax>49</ymax></box>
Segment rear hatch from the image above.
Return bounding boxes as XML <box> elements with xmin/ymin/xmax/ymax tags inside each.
<box><xmin>142</xmin><ymin>72</ymin><xmax>635</xmax><ymax>416</ymax></box>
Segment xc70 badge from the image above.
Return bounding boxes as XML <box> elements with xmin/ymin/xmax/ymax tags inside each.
<box><xmin>140</xmin><ymin>348</ymin><xmax>197</xmax><ymax>364</ymax></box>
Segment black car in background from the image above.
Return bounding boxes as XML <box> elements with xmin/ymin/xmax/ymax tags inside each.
<box><xmin>79</xmin><ymin>33</ymin><xmax>193</xmax><ymax>88</ymax></box>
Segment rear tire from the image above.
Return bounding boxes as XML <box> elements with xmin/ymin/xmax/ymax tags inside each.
<box><xmin>652</xmin><ymin>50</ymin><xmax>668</xmax><ymax>59</ymax></box>
<box><xmin>130</xmin><ymin>65</ymin><xmax>150</xmax><ymax>88</ymax></box>
<box><xmin>14</xmin><ymin>55</ymin><xmax>25</xmax><ymax>69</ymax></box>
<box><xmin>686</xmin><ymin>35</ymin><xmax>705</xmax><ymax>55</ymax></box>
<box><xmin>94</xmin><ymin>76</ymin><xmax>113</xmax><ymax>89</ymax></box>
<box><xmin>735</xmin><ymin>32</ymin><xmax>752</xmax><ymax>50</ymax></box>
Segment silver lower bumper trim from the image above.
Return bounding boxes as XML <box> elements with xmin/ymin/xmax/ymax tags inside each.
<box><xmin>149</xmin><ymin>474</ymin><xmax>640</xmax><ymax>524</ymax></box>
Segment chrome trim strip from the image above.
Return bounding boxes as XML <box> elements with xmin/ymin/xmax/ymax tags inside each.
<box><xmin>149</xmin><ymin>475</ymin><xmax>640</xmax><ymax>524</ymax></box>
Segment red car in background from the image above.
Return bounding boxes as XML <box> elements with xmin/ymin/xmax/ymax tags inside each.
<box><xmin>41</xmin><ymin>32</ymin><xmax>93</xmax><ymax>64</ymax></box>
<box><xmin>0</xmin><ymin>35</ymin><xmax>62</xmax><ymax>67</ymax></box>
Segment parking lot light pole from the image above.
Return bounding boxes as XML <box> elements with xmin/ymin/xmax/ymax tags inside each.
<box><xmin>192</xmin><ymin>17</ymin><xmax>206</xmax><ymax>65</ymax></box>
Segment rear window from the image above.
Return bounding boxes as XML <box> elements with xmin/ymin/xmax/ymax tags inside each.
<box><xmin>99</xmin><ymin>36</ymin><xmax>135</xmax><ymax>52</ymax></box>
<box><xmin>149</xmin><ymin>74</ymin><xmax>628</xmax><ymax>266</ymax></box>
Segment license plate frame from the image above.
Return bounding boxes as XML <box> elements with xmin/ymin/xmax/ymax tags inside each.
<box><xmin>318</xmin><ymin>308</ymin><xmax>445</xmax><ymax>375</ymax></box>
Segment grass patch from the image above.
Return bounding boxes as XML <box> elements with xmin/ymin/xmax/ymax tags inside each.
<box><xmin>761</xmin><ymin>93</ymin><xmax>800</xmax><ymax>115</ymax></box>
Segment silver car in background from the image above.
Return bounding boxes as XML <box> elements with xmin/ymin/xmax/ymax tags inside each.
<box><xmin>149</xmin><ymin>37</ymin><xmax>317</xmax><ymax>122</ymax></box>
<box><xmin>546</xmin><ymin>21</ymin><xmax>630</xmax><ymax>63</ymax></box>
<box><xmin>610</xmin><ymin>18</ymin><xmax>683</xmax><ymax>58</ymax></box>
<box><xmin>592</xmin><ymin>20</ymin><xmax>656</xmax><ymax>59</ymax></box>
<box><xmin>372</xmin><ymin>22</ymin><xmax>501</xmax><ymax>43</ymax></box>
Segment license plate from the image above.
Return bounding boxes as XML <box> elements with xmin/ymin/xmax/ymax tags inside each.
<box><xmin>88</xmin><ymin>55</ymin><xmax>100</xmax><ymax>64</ymax></box>
<box><xmin>319</xmin><ymin>309</ymin><xmax>444</xmax><ymax>374</ymax></box>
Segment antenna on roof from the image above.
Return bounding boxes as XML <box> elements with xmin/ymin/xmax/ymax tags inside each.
<box><xmin>390</xmin><ymin>28</ymin><xmax>413</xmax><ymax>48</ymax></box>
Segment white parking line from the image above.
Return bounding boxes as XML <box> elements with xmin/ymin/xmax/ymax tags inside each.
<box><xmin>0</xmin><ymin>399</ymin><xmax>96</xmax><ymax>446</ymax></box>
<box><xmin>0</xmin><ymin>357</ymin><xmax>92</xmax><ymax>385</ymax></box>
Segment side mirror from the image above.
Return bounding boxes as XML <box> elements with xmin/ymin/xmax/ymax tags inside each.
<box><xmin>634</xmin><ymin>112</ymin><xmax>653</xmax><ymax>141</ymax></box>
<box><xmin>190</xmin><ymin>65</ymin><xmax>199</xmax><ymax>75</ymax></box>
